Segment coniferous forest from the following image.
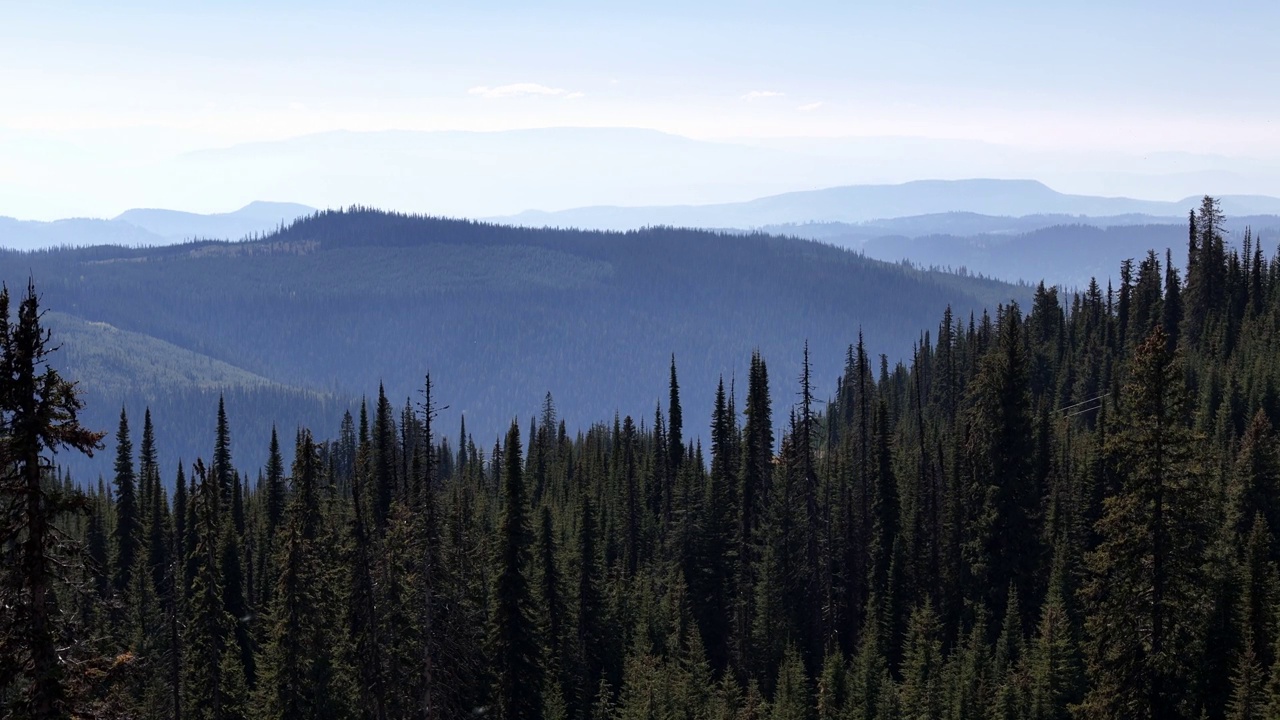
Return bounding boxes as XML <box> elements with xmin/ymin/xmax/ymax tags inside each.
<box><xmin>7</xmin><ymin>196</ymin><xmax>1280</xmax><ymax>719</ymax></box>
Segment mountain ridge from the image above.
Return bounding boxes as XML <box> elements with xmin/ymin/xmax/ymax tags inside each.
<box><xmin>0</xmin><ymin>201</ymin><xmax>316</xmax><ymax>250</ymax></box>
<box><xmin>3</xmin><ymin>209</ymin><xmax>1031</xmax><ymax>478</ymax></box>
<box><xmin>494</xmin><ymin>178</ymin><xmax>1280</xmax><ymax>230</ymax></box>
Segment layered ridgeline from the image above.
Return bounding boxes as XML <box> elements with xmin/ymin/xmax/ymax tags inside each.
<box><xmin>5</xmin><ymin>197</ymin><xmax>1280</xmax><ymax>719</ymax></box>
<box><xmin>496</xmin><ymin>180</ymin><xmax>1280</xmax><ymax>287</ymax></box>
<box><xmin>0</xmin><ymin>209</ymin><xmax>1026</xmax><ymax>478</ymax></box>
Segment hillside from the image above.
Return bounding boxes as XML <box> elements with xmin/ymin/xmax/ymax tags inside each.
<box><xmin>3</xmin><ymin>210</ymin><xmax>1029</xmax><ymax>477</ymax></box>
<box><xmin>42</xmin><ymin>311</ymin><xmax>347</xmax><ymax>480</ymax></box>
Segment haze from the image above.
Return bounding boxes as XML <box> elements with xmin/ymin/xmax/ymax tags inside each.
<box><xmin>4</xmin><ymin>0</ymin><xmax>1280</xmax><ymax>220</ymax></box>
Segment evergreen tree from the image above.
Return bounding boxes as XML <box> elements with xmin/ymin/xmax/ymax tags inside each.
<box><xmin>373</xmin><ymin>383</ymin><xmax>398</xmax><ymax>529</ymax></box>
<box><xmin>255</xmin><ymin>430</ymin><xmax>349</xmax><ymax>719</ymax></box>
<box><xmin>214</xmin><ymin>395</ymin><xmax>234</xmax><ymax>505</ymax></box>
<box><xmin>960</xmin><ymin>304</ymin><xmax>1037</xmax><ymax>625</ymax></box>
<box><xmin>737</xmin><ymin>352</ymin><xmax>773</xmax><ymax>670</ymax></box>
<box><xmin>112</xmin><ymin>406</ymin><xmax>139</xmax><ymax>598</ymax></box>
<box><xmin>577</xmin><ymin>489</ymin><xmax>606</xmax><ymax>716</ymax></box>
<box><xmin>491</xmin><ymin>421</ymin><xmax>544</xmax><ymax>720</ymax></box>
<box><xmin>0</xmin><ymin>283</ymin><xmax>106</xmax><ymax>718</ymax></box>
<box><xmin>899</xmin><ymin>601</ymin><xmax>944</xmax><ymax>720</ymax></box>
<box><xmin>541</xmin><ymin>506</ymin><xmax>569</xmax><ymax>709</ymax></box>
<box><xmin>670</xmin><ymin>355</ymin><xmax>685</xmax><ymax>477</ymax></box>
<box><xmin>771</xmin><ymin>644</ymin><xmax>812</xmax><ymax>720</ymax></box>
<box><xmin>265</xmin><ymin>426</ymin><xmax>286</xmax><ymax>540</ymax></box>
<box><xmin>183</xmin><ymin>461</ymin><xmax>248</xmax><ymax>720</ymax></box>
<box><xmin>1028</xmin><ymin>575</ymin><xmax>1081</xmax><ymax>720</ymax></box>
<box><xmin>1080</xmin><ymin>326</ymin><xmax>1213</xmax><ymax>719</ymax></box>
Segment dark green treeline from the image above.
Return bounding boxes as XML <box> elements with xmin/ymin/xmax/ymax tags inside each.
<box><xmin>5</xmin><ymin>197</ymin><xmax>1280</xmax><ymax>720</ymax></box>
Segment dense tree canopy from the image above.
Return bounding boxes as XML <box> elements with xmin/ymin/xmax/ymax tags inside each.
<box><xmin>4</xmin><ymin>200</ymin><xmax>1280</xmax><ymax>720</ymax></box>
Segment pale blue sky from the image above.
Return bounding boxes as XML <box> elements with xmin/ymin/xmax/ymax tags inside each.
<box><xmin>2</xmin><ymin>1</ymin><xmax>1278</xmax><ymax>218</ymax></box>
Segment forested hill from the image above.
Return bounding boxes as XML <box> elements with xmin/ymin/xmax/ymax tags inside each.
<box><xmin>0</xmin><ymin>208</ymin><xmax>1028</xmax><ymax>478</ymax></box>
<box><xmin>7</xmin><ymin>197</ymin><xmax>1280</xmax><ymax>719</ymax></box>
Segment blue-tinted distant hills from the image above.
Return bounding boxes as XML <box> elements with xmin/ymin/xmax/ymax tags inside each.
<box><xmin>114</xmin><ymin>201</ymin><xmax>315</xmax><ymax>241</ymax></box>
<box><xmin>496</xmin><ymin>179</ymin><xmax>1280</xmax><ymax>230</ymax></box>
<box><xmin>759</xmin><ymin>212</ymin><xmax>1280</xmax><ymax>287</ymax></box>
<box><xmin>0</xmin><ymin>201</ymin><xmax>315</xmax><ymax>250</ymax></box>
<box><xmin>7</xmin><ymin>179</ymin><xmax>1279</xmax><ymax>289</ymax></box>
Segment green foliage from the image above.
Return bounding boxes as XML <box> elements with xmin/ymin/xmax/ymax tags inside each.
<box><xmin>491</xmin><ymin>421</ymin><xmax>544</xmax><ymax>720</ymax></box>
<box><xmin>10</xmin><ymin>201</ymin><xmax>1280</xmax><ymax>719</ymax></box>
<box><xmin>7</xmin><ymin>211</ymin><xmax>1029</xmax><ymax>482</ymax></box>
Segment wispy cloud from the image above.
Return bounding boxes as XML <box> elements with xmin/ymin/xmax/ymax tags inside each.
<box><xmin>467</xmin><ymin>83</ymin><xmax>583</xmax><ymax>99</ymax></box>
<box><xmin>797</xmin><ymin>101</ymin><xmax>824</xmax><ymax>112</ymax></box>
<box><xmin>741</xmin><ymin>90</ymin><xmax>785</xmax><ymax>101</ymax></box>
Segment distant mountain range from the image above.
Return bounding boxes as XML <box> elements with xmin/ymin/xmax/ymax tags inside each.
<box><xmin>8</xmin><ymin>180</ymin><xmax>1280</xmax><ymax>288</ymax></box>
<box><xmin>494</xmin><ymin>179</ymin><xmax>1280</xmax><ymax>230</ymax></box>
<box><xmin>0</xmin><ymin>201</ymin><xmax>314</xmax><ymax>250</ymax></box>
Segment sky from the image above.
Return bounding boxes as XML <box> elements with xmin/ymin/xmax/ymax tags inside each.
<box><xmin>3</xmin><ymin>0</ymin><xmax>1279</xmax><ymax>219</ymax></box>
